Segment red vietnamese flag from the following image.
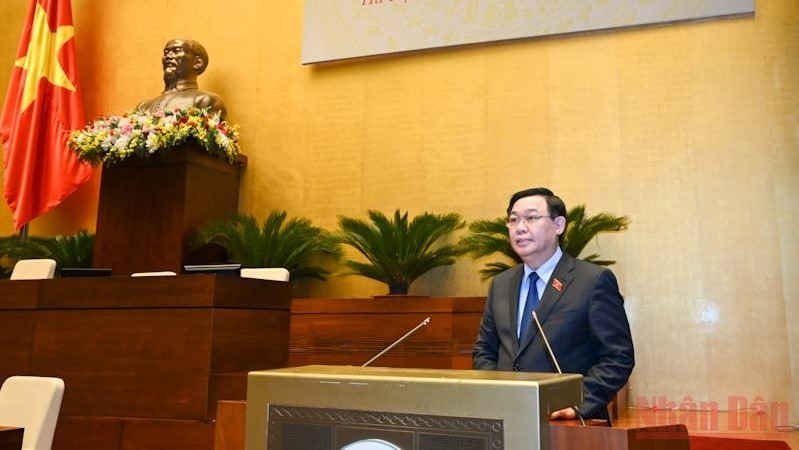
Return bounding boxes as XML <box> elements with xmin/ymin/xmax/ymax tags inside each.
<box><xmin>0</xmin><ymin>0</ymin><xmax>91</xmax><ymax>229</ymax></box>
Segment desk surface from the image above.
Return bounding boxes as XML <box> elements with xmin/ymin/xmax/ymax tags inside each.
<box><xmin>0</xmin><ymin>427</ymin><xmax>23</xmax><ymax>450</ymax></box>
<box><xmin>0</xmin><ymin>274</ymin><xmax>291</xmax><ymax>310</ymax></box>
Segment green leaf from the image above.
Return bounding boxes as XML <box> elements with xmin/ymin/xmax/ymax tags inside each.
<box><xmin>336</xmin><ymin>209</ymin><xmax>466</xmax><ymax>294</ymax></box>
<box><xmin>194</xmin><ymin>210</ymin><xmax>342</xmax><ymax>281</ymax></box>
<box><xmin>0</xmin><ymin>231</ymin><xmax>95</xmax><ymax>278</ymax></box>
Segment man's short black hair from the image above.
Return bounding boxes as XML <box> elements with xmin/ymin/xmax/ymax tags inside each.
<box><xmin>506</xmin><ymin>187</ymin><xmax>567</xmax><ymax>219</ymax></box>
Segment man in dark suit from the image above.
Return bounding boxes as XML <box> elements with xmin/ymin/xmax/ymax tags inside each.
<box><xmin>473</xmin><ymin>187</ymin><xmax>634</xmax><ymax>420</ymax></box>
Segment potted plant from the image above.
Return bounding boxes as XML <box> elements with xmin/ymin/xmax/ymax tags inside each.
<box><xmin>0</xmin><ymin>230</ymin><xmax>96</xmax><ymax>278</ymax></box>
<box><xmin>336</xmin><ymin>209</ymin><xmax>466</xmax><ymax>295</ymax></box>
<box><xmin>194</xmin><ymin>210</ymin><xmax>342</xmax><ymax>281</ymax></box>
<box><xmin>461</xmin><ymin>204</ymin><xmax>630</xmax><ymax>279</ymax></box>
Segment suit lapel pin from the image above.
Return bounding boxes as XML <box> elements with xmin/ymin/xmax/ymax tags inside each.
<box><xmin>552</xmin><ymin>278</ymin><xmax>563</xmax><ymax>292</ymax></box>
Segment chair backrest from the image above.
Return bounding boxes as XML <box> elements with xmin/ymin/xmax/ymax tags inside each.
<box><xmin>0</xmin><ymin>376</ymin><xmax>64</xmax><ymax>450</ymax></box>
<box><xmin>130</xmin><ymin>271</ymin><xmax>177</xmax><ymax>277</ymax></box>
<box><xmin>240</xmin><ymin>268</ymin><xmax>290</xmax><ymax>282</ymax></box>
<box><xmin>10</xmin><ymin>259</ymin><xmax>57</xmax><ymax>280</ymax></box>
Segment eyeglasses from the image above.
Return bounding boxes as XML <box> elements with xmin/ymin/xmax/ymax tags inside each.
<box><xmin>505</xmin><ymin>215</ymin><xmax>553</xmax><ymax>228</ymax></box>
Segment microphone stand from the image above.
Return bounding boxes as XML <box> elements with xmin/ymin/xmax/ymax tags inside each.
<box><xmin>362</xmin><ymin>317</ymin><xmax>431</xmax><ymax>367</ymax></box>
<box><xmin>532</xmin><ymin>311</ymin><xmax>586</xmax><ymax>427</ymax></box>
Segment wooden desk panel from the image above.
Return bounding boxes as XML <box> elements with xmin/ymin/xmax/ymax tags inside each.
<box><xmin>208</xmin><ymin>308</ymin><xmax>291</xmax><ymax>419</ymax></box>
<box><xmin>550</xmin><ymin>421</ymin><xmax>690</xmax><ymax>450</ymax></box>
<box><xmin>33</xmin><ymin>308</ymin><xmax>213</xmax><ymax>419</ymax></box>
<box><xmin>210</xmin><ymin>308</ymin><xmax>290</xmax><ymax>373</ymax></box>
<box><xmin>0</xmin><ymin>280</ymin><xmax>39</xmax><ymax>308</ymax></box>
<box><xmin>0</xmin><ymin>312</ymin><xmax>36</xmax><ymax>382</ymax></box>
<box><xmin>0</xmin><ymin>275</ymin><xmax>290</xmax><ymax>450</ymax></box>
<box><xmin>36</xmin><ymin>275</ymin><xmax>291</xmax><ymax>309</ymax></box>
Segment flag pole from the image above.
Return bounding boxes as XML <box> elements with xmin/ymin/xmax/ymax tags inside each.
<box><xmin>19</xmin><ymin>223</ymin><xmax>29</xmax><ymax>238</ymax></box>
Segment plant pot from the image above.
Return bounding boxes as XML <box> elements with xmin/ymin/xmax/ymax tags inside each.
<box><xmin>388</xmin><ymin>283</ymin><xmax>409</xmax><ymax>295</ymax></box>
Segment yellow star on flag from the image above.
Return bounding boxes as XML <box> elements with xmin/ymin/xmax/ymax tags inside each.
<box><xmin>14</xmin><ymin>2</ymin><xmax>77</xmax><ymax>113</ymax></box>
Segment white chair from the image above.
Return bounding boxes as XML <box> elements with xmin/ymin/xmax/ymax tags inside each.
<box><xmin>130</xmin><ymin>271</ymin><xmax>177</xmax><ymax>277</ymax></box>
<box><xmin>10</xmin><ymin>259</ymin><xmax>57</xmax><ymax>280</ymax></box>
<box><xmin>0</xmin><ymin>376</ymin><xmax>64</xmax><ymax>450</ymax></box>
<box><xmin>240</xmin><ymin>267</ymin><xmax>290</xmax><ymax>282</ymax></box>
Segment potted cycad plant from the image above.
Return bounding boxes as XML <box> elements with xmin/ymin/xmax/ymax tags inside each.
<box><xmin>194</xmin><ymin>210</ymin><xmax>342</xmax><ymax>281</ymax></box>
<box><xmin>336</xmin><ymin>209</ymin><xmax>466</xmax><ymax>295</ymax></box>
<box><xmin>0</xmin><ymin>230</ymin><xmax>95</xmax><ymax>278</ymax></box>
<box><xmin>461</xmin><ymin>204</ymin><xmax>630</xmax><ymax>279</ymax></box>
<box><xmin>35</xmin><ymin>230</ymin><xmax>96</xmax><ymax>269</ymax></box>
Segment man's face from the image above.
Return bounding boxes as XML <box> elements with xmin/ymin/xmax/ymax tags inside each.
<box><xmin>162</xmin><ymin>40</ymin><xmax>196</xmax><ymax>79</ymax></box>
<box><xmin>507</xmin><ymin>195</ymin><xmax>565</xmax><ymax>267</ymax></box>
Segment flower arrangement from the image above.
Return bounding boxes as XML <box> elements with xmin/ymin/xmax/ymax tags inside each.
<box><xmin>68</xmin><ymin>107</ymin><xmax>240</xmax><ymax>165</ymax></box>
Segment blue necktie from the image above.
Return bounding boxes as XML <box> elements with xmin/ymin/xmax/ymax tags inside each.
<box><xmin>519</xmin><ymin>272</ymin><xmax>540</xmax><ymax>343</ymax></box>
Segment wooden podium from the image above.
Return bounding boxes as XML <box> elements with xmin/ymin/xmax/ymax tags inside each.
<box><xmin>246</xmin><ymin>365</ymin><xmax>583</xmax><ymax>450</ymax></box>
<box><xmin>93</xmin><ymin>144</ymin><xmax>245</xmax><ymax>275</ymax></box>
<box><xmin>0</xmin><ymin>275</ymin><xmax>290</xmax><ymax>450</ymax></box>
<box><xmin>218</xmin><ymin>402</ymin><xmax>693</xmax><ymax>450</ymax></box>
<box><xmin>228</xmin><ymin>366</ymin><xmax>695</xmax><ymax>450</ymax></box>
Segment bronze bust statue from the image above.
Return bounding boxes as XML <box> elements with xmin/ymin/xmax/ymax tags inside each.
<box><xmin>136</xmin><ymin>38</ymin><xmax>227</xmax><ymax>119</ymax></box>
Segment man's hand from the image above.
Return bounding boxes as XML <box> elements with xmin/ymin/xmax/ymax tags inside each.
<box><xmin>549</xmin><ymin>407</ymin><xmax>577</xmax><ymax>420</ymax></box>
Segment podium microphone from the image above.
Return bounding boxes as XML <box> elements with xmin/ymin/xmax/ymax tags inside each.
<box><xmin>362</xmin><ymin>317</ymin><xmax>431</xmax><ymax>367</ymax></box>
<box><xmin>532</xmin><ymin>311</ymin><xmax>586</xmax><ymax>426</ymax></box>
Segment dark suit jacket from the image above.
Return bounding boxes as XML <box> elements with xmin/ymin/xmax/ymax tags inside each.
<box><xmin>473</xmin><ymin>252</ymin><xmax>634</xmax><ymax>419</ymax></box>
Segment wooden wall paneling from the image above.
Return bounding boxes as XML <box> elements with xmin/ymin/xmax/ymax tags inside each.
<box><xmin>452</xmin><ymin>306</ymin><xmax>484</xmax><ymax>369</ymax></box>
<box><xmin>289</xmin><ymin>297</ymin><xmax>486</xmax><ymax>369</ymax></box>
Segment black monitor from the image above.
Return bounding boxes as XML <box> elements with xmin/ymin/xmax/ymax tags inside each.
<box><xmin>59</xmin><ymin>268</ymin><xmax>113</xmax><ymax>278</ymax></box>
<box><xmin>183</xmin><ymin>263</ymin><xmax>242</xmax><ymax>276</ymax></box>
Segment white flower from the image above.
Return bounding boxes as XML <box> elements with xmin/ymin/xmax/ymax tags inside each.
<box><xmin>145</xmin><ymin>133</ymin><xmax>160</xmax><ymax>152</ymax></box>
<box><xmin>161</xmin><ymin>115</ymin><xmax>177</xmax><ymax>127</ymax></box>
<box><xmin>113</xmin><ymin>134</ymin><xmax>131</xmax><ymax>150</ymax></box>
<box><xmin>71</xmin><ymin>107</ymin><xmax>239</xmax><ymax>165</ymax></box>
